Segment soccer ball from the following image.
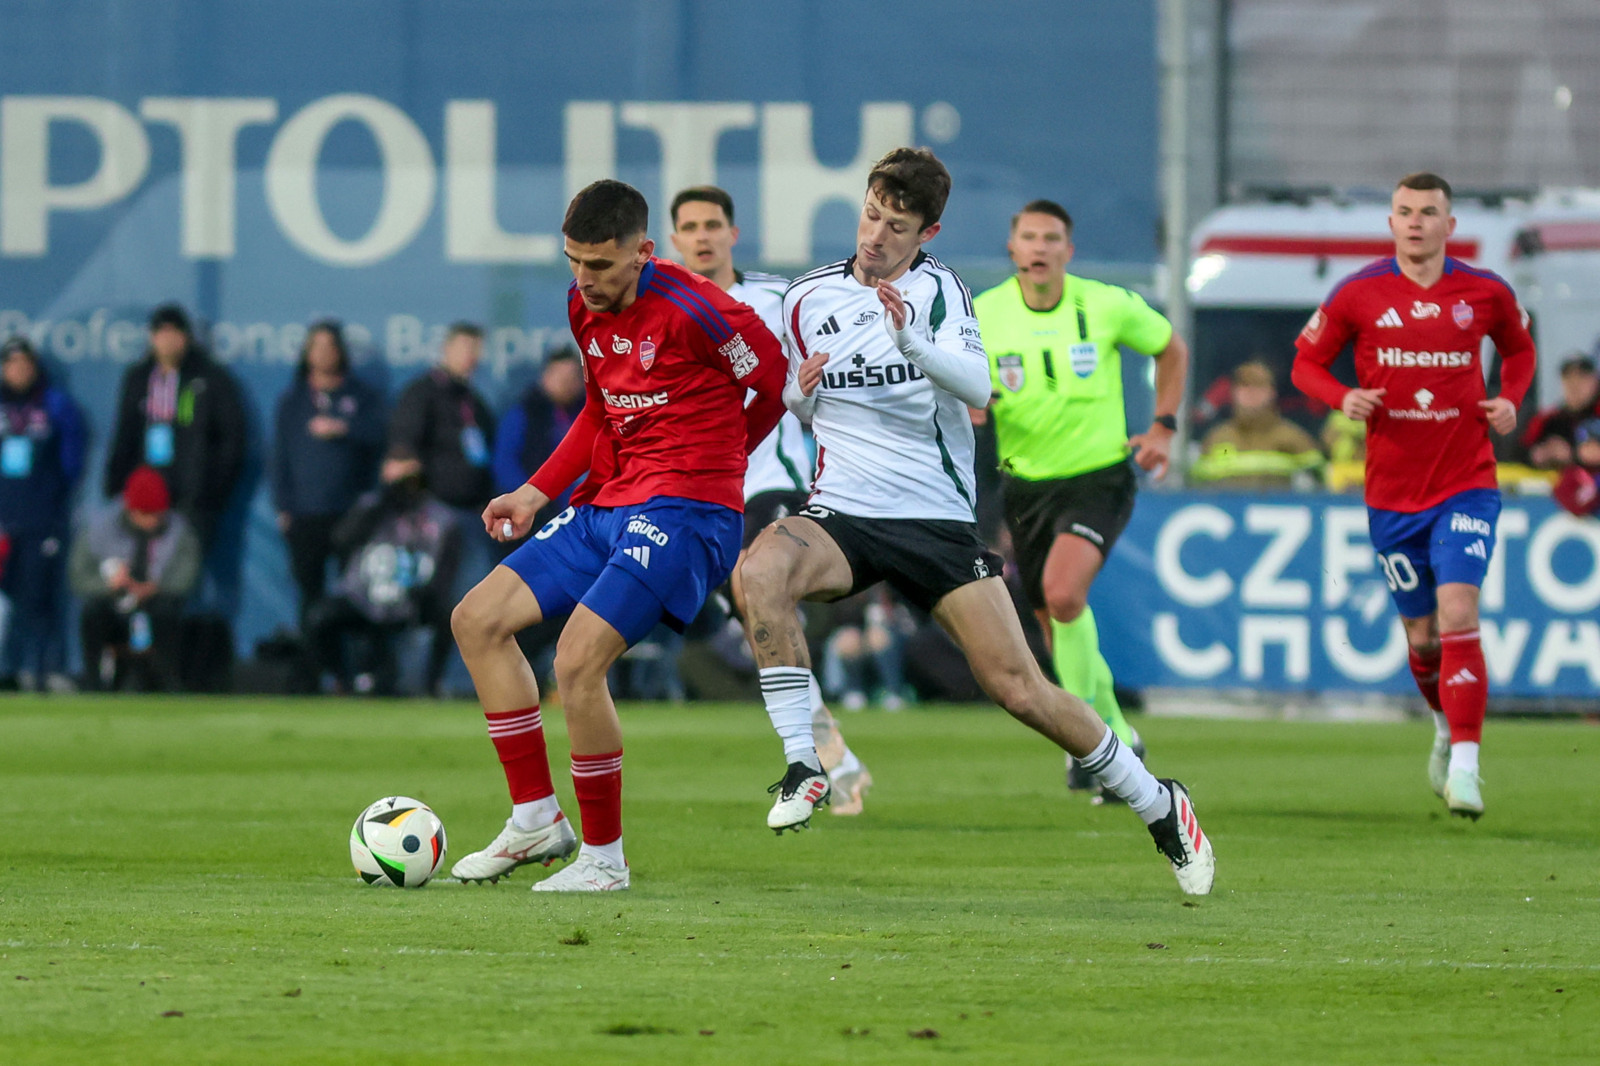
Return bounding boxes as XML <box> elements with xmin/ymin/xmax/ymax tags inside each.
<box><xmin>349</xmin><ymin>796</ymin><xmax>448</xmax><ymax>888</ymax></box>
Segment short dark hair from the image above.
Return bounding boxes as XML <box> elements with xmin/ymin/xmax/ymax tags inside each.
<box><xmin>563</xmin><ymin>179</ymin><xmax>649</xmax><ymax>245</ymax></box>
<box><xmin>296</xmin><ymin>319</ymin><xmax>350</xmax><ymax>377</ymax></box>
<box><xmin>866</xmin><ymin>147</ymin><xmax>951</xmax><ymax>230</ymax></box>
<box><xmin>1560</xmin><ymin>353</ymin><xmax>1597</xmax><ymax>377</ymax></box>
<box><xmin>1012</xmin><ymin>199</ymin><xmax>1073</xmax><ymax>236</ymax></box>
<box><xmin>1</xmin><ymin>335</ymin><xmax>38</xmax><ymax>363</ymax></box>
<box><xmin>148</xmin><ymin>302</ymin><xmax>193</xmax><ymax>336</ymax></box>
<box><xmin>1397</xmin><ymin>172</ymin><xmax>1453</xmax><ymax>204</ymax></box>
<box><xmin>544</xmin><ymin>344</ymin><xmax>579</xmax><ymax>365</ymax></box>
<box><xmin>446</xmin><ymin>321</ymin><xmax>483</xmax><ymax>342</ymax></box>
<box><xmin>670</xmin><ymin>186</ymin><xmax>735</xmax><ymax>227</ymax></box>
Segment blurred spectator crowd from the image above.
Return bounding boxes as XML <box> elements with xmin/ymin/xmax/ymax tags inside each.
<box><xmin>3</xmin><ymin>307</ymin><xmax>1597</xmax><ymax>703</ymax></box>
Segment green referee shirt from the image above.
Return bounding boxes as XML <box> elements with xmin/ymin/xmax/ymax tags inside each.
<box><xmin>975</xmin><ymin>274</ymin><xmax>1173</xmax><ymax>481</ymax></box>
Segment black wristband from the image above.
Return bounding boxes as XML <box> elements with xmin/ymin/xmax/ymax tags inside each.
<box><xmin>1152</xmin><ymin>414</ymin><xmax>1177</xmax><ymax>432</ymax></box>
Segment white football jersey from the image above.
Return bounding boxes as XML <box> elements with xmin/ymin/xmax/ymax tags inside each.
<box><xmin>730</xmin><ymin>270</ymin><xmax>814</xmax><ymax>499</ymax></box>
<box><xmin>782</xmin><ymin>253</ymin><xmax>985</xmax><ymax>521</ymax></box>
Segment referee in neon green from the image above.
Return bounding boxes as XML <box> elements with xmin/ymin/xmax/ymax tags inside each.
<box><xmin>976</xmin><ymin>200</ymin><xmax>1189</xmax><ymax>793</ymax></box>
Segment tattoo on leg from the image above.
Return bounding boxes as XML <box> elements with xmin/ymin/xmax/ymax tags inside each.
<box><xmin>753</xmin><ymin>624</ymin><xmax>772</xmax><ymax>646</ymax></box>
<box><xmin>774</xmin><ymin>525</ymin><xmax>810</xmax><ymax>549</ymax></box>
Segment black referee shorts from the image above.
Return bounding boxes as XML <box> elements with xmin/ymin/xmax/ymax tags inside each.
<box><xmin>1003</xmin><ymin>459</ymin><xmax>1137</xmax><ymax>612</ymax></box>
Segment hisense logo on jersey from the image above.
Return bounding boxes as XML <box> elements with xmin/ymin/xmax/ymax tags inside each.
<box><xmin>600</xmin><ymin>386</ymin><xmax>668</xmax><ymax>409</ymax></box>
<box><xmin>1375</xmin><ymin>347</ymin><xmax>1474</xmax><ymax>367</ymax></box>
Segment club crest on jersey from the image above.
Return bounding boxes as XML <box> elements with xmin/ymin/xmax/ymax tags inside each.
<box><xmin>612</xmin><ymin>335</ymin><xmax>633</xmax><ymax>355</ymax></box>
<box><xmin>1300</xmin><ymin>308</ymin><xmax>1325</xmax><ymax>342</ymax></box>
<box><xmin>1411</xmin><ymin>301</ymin><xmax>1441</xmax><ymax>319</ymax></box>
<box><xmin>997</xmin><ymin>354</ymin><xmax>1025</xmax><ymax>392</ymax></box>
<box><xmin>1452</xmin><ymin>301</ymin><xmax>1474</xmax><ymax>328</ymax></box>
<box><xmin>1069</xmin><ymin>342</ymin><xmax>1098</xmax><ymax>378</ymax></box>
<box><xmin>639</xmin><ymin>338</ymin><xmax>656</xmax><ymax>371</ymax></box>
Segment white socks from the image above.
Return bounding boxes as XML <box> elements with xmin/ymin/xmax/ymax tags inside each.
<box><xmin>580</xmin><ymin>839</ymin><xmax>625</xmax><ymax>868</ymax></box>
<box><xmin>511</xmin><ymin>795</ymin><xmax>562</xmax><ymax>831</ymax></box>
<box><xmin>1078</xmin><ymin>728</ymin><xmax>1171</xmax><ymax>825</ymax></box>
<box><xmin>1449</xmin><ymin>740</ymin><xmax>1480</xmax><ymax>775</ymax></box>
<box><xmin>1432</xmin><ymin>711</ymin><xmax>1450</xmax><ymax>742</ymax></box>
<box><xmin>761</xmin><ymin>666</ymin><xmax>821</xmax><ymax>770</ymax></box>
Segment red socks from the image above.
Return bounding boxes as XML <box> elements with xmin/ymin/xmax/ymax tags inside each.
<box><xmin>1407</xmin><ymin>645</ymin><xmax>1442</xmax><ymax>712</ymax></box>
<box><xmin>484</xmin><ymin>706</ymin><xmax>555</xmax><ymax>803</ymax></box>
<box><xmin>1439</xmin><ymin>630</ymin><xmax>1487</xmax><ymax>744</ymax></box>
<box><xmin>571</xmin><ymin>750</ymin><xmax>624</xmax><ymax>846</ymax></box>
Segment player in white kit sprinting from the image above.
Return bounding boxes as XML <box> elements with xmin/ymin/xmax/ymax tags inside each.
<box><xmin>734</xmin><ymin>148</ymin><xmax>1214</xmax><ymax>894</ymax></box>
<box><xmin>669</xmin><ymin>185</ymin><xmax>874</xmax><ymax>815</ymax></box>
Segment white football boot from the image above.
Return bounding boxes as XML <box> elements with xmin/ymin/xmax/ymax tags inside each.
<box><xmin>531</xmin><ymin>852</ymin><xmax>630</xmax><ymax>892</ymax></box>
<box><xmin>1428</xmin><ymin>734</ymin><xmax>1451</xmax><ymax>799</ymax></box>
<box><xmin>1444</xmin><ymin>768</ymin><xmax>1484</xmax><ymax>821</ymax></box>
<box><xmin>766</xmin><ymin>761</ymin><xmax>831</xmax><ymax>832</ymax></box>
<box><xmin>451</xmin><ymin>815</ymin><xmax>577</xmax><ymax>883</ymax></box>
<box><xmin>1147</xmin><ymin>779</ymin><xmax>1215</xmax><ymax>895</ymax></box>
<box><xmin>829</xmin><ymin>764</ymin><xmax>874</xmax><ymax>817</ymax></box>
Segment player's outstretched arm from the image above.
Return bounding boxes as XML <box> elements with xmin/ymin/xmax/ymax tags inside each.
<box><xmin>876</xmin><ymin>280</ymin><xmax>991</xmax><ymax>408</ymax></box>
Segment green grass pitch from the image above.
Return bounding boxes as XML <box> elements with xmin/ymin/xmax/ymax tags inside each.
<box><xmin>1</xmin><ymin>696</ymin><xmax>1595</xmax><ymax>1064</ymax></box>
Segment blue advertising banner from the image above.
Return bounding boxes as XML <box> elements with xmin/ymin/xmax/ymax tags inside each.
<box><xmin>1095</xmin><ymin>493</ymin><xmax>1600</xmax><ymax>698</ymax></box>
<box><xmin>0</xmin><ymin>1</ymin><xmax>1160</xmax><ymax>654</ymax></box>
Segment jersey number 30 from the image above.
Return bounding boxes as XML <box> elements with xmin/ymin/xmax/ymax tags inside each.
<box><xmin>1378</xmin><ymin>552</ymin><xmax>1421</xmax><ymax>592</ymax></box>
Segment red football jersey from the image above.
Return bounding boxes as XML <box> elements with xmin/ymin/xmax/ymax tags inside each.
<box><xmin>529</xmin><ymin>257</ymin><xmax>786</xmax><ymax>512</ymax></box>
<box><xmin>1292</xmin><ymin>257</ymin><xmax>1536</xmax><ymax>512</ymax></box>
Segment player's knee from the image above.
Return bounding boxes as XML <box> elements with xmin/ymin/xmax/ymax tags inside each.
<box><xmin>551</xmin><ymin>636</ymin><xmax>605</xmax><ymax>692</ymax></box>
<box><xmin>738</xmin><ymin>540</ymin><xmax>796</xmax><ymax>605</ymax></box>
<box><xmin>979</xmin><ymin>664</ymin><xmax>1043</xmax><ymax>722</ymax></box>
<box><xmin>1043</xmin><ymin>585</ymin><xmax>1087</xmax><ymax>624</ymax></box>
<box><xmin>450</xmin><ymin>591</ymin><xmax>501</xmax><ymax>651</ymax></box>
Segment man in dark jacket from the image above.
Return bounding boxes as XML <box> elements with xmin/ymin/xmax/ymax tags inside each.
<box><xmin>0</xmin><ymin>338</ymin><xmax>86</xmax><ymax>689</ymax></box>
<box><xmin>272</xmin><ymin>321</ymin><xmax>385</xmax><ymax>623</ymax></box>
<box><xmin>103</xmin><ymin>304</ymin><xmax>245</xmax><ymax>549</ymax></box>
<box><xmin>491</xmin><ymin>345</ymin><xmax>585</xmax><ymax>521</ymax></box>
<box><xmin>387</xmin><ymin>322</ymin><xmax>495</xmax><ymax>510</ymax></box>
<box><xmin>387</xmin><ymin>321</ymin><xmax>495</xmax><ymax>692</ymax></box>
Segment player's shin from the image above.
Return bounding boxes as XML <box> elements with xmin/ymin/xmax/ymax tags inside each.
<box><xmin>570</xmin><ymin>750</ymin><xmax>625</xmax><ymax>868</ymax></box>
<box><xmin>1408</xmin><ymin>644</ymin><xmax>1443</xmax><ymax>711</ymax></box>
<box><xmin>1440</xmin><ymin>629</ymin><xmax>1487</xmax><ymax>770</ymax></box>
<box><xmin>761</xmin><ymin>667</ymin><xmax>822</xmax><ymax>771</ymax></box>
<box><xmin>484</xmin><ymin>706</ymin><xmax>560</xmax><ymax>829</ymax></box>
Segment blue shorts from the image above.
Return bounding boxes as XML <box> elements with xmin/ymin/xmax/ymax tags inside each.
<box><xmin>501</xmin><ymin>495</ymin><xmax>742</xmax><ymax>646</ymax></box>
<box><xmin>1366</xmin><ymin>488</ymin><xmax>1501</xmax><ymax>619</ymax></box>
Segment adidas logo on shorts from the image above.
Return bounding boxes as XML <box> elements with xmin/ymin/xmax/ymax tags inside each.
<box><xmin>624</xmin><ymin>545</ymin><xmax>651</xmax><ymax>569</ymax></box>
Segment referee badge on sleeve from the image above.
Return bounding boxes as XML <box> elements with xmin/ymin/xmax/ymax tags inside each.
<box><xmin>997</xmin><ymin>354</ymin><xmax>1025</xmax><ymax>392</ymax></box>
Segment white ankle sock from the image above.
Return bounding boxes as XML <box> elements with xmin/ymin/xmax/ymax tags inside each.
<box><xmin>580</xmin><ymin>838</ymin><xmax>625</xmax><ymax>868</ymax></box>
<box><xmin>1078</xmin><ymin>728</ymin><xmax>1170</xmax><ymax>825</ymax></box>
<box><xmin>761</xmin><ymin>667</ymin><xmax>821</xmax><ymax>770</ymax></box>
<box><xmin>1449</xmin><ymin>741</ymin><xmax>1480</xmax><ymax>775</ymax></box>
<box><xmin>1432</xmin><ymin>711</ymin><xmax>1451</xmax><ymax>742</ymax></box>
<box><xmin>511</xmin><ymin>796</ymin><xmax>562</xmax><ymax>830</ymax></box>
<box><xmin>831</xmin><ymin>747</ymin><xmax>863</xmax><ymax>782</ymax></box>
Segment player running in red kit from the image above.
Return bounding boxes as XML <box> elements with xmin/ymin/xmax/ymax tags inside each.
<box><xmin>1292</xmin><ymin>172</ymin><xmax>1536</xmax><ymax>820</ymax></box>
<box><xmin>449</xmin><ymin>180</ymin><xmax>786</xmax><ymax>890</ymax></box>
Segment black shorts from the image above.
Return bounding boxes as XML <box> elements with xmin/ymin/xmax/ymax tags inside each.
<box><xmin>743</xmin><ymin>490</ymin><xmax>810</xmax><ymax>549</ymax></box>
<box><xmin>797</xmin><ymin>503</ymin><xmax>1003</xmax><ymax>613</ymax></box>
<box><xmin>1003</xmin><ymin>459</ymin><xmax>1137</xmax><ymax>612</ymax></box>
